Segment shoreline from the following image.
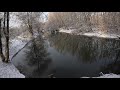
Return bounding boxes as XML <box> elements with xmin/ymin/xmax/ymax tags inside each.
<box><xmin>0</xmin><ymin>60</ymin><xmax>25</xmax><ymax>78</ymax></box>
<box><xmin>0</xmin><ymin>33</ymin><xmax>31</xmax><ymax>78</ymax></box>
<box><xmin>59</xmin><ymin>29</ymin><xmax>120</xmax><ymax>39</ymax></box>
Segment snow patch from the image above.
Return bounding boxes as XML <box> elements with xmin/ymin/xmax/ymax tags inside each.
<box><xmin>97</xmin><ymin>73</ymin><xmax>120</xmax><ymax>78</ymax></box>
<box><xmin>80</xmin><ymin>32</ymin><xmax>118</xmax><ymax>39</ymax></box>
<box><xmin>59</xmin><ymin>28</ymin><xmax>75</xmax><ymax>34</ymax></box>
<box><xmin>0</xmin><ymin>35</ymin><xmax>30</xmax><ymax>78</ymax></box>
<box><xmin>82</xmin><ymin>73</ymin><xmax>120</xmax><ymax>78</ymax></box>
<box><xmin>0</xmin><ymin>61</ymin><xmax>25</xmax><ymax>78</ymax></box>
<box><xmin>59</xmin><ymin>29</ymin><xmax>120</xmax><ymax>39</ymax></box>
<box><xmin>9</xmin><ymin>34</ymin><xmax>31</xmax><ymax>60</ymax></box>
<box><xmin>9</xmin><ymin>39</ymin><xmax>27</xmax><ymax>60</ymax></box>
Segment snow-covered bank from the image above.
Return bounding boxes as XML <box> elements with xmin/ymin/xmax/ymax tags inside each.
<box><xmin>10</xmin><ymin>32</ymin><xmax>41</xmax><ymax>60</ymax></box>
<box><xmin>82</xmin><ymin>73</ymin><xmax>120</xmax><ymax>78</ymax></box>
<box><xmin>0</xmin><ymin>60</ymin><xmax>25</xmax><ymax>78</ymax></box>
<box><xmin>80</xmin><ymin>32</ymin><xmax>119</xmax><ymax>39</ymax></box>
<box><xmin>97</xmin><ymin>73</ymin><xmax>120</xmax><ymax>78</ymax></box>
<box><xmin>59</xmin><ymin>29</ymin><xmax>120</xmax><ymax>39</ymax></box>
<box><xmin>0</xmin><ymin>34</ymin><xmax>31</xmax><ymax>78</ymax></box>
<box><xmin>9</xmin><ymin>36</ymin><xmax>30</xmax><ymax>60</ymax></box>
<box><xmin>59</xmin><ymin>29</ymin><xmax>75</xmax><ymax>34</ymax></box>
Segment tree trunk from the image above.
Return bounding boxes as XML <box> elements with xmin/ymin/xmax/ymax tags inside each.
<box><xmin>3</xmin><ymin>12</ymin><xmax>6</xmax><ymax>36</ymax></box>
<box><xmin>5</xmin><ymin>12</ymin><xmax>9</xmax><ymax>62</ymax></box>
<box><xmin>0</xmin><ymin>19</ymin><xmax>5</xmax><ymax>62</ymax></box>
<box><xmin>27</xmin><ymin>12</ymin><xmax>34</xmax><ymax>37</ymax></box>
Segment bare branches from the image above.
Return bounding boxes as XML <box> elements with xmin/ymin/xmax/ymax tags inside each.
<box><xmin>16</xmin><ymin>12</ymin><xmax>44</xmax><ymax>37</ymax></box>
<box><xmin>45</xmin><ymin>12</ymin><xmax>120</xmax><ymax>35</ymax></box>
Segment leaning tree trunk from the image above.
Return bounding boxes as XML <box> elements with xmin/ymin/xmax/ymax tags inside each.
<box><xmin>0</xmin><ymin>19</ymin><xmax>5</xmax><ymax>62</ymax></box>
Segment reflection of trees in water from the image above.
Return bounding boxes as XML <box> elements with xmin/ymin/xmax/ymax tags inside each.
<box><xmin>100</xmin><ymin>56</ymin><xmax>120</xmax><ymax>74</ymax></box>
<box><xmin>49</xmin><ymin>33</ymin><xmax>120</xmax><ymax>63</ymax></box>
<box><xmin>99</xmin><ymin>48</ymin><xmax>120</xmax><ymax>74</ymax></box>
<box><xmin>24</xmin><ymin>36</ymin><xmax>52</xmax><ymax>78</ymax></box>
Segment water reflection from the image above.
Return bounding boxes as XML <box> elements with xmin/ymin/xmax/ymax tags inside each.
<box><xmin>100</xmin><ymin>60</ymin><xmax>120</xmax><ymax>74</ymax></box>
<box><xmin>48</xmin><ymin>33</ymin><xmax>120</xmax><ymax>64</ymax></box>
<box><xmin>100</xmin><ymin>49</ymin><xmax>120</xmax><ymax>74</ymax></box>
<box><xmin>13</xmin><ymin>36</ymin><xmax>53</xmax><ymax>78</ymax></box>
<box><xmin>12</xmin><ymin>33</ymin><xmax>120</xmax><ymax>77</ymax></box>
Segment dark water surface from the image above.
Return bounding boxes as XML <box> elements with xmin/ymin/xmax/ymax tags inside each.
<box><xmin>12</xmin><ymin>33</ymin><xmax>120</xmax><ymax>78</ymax></box>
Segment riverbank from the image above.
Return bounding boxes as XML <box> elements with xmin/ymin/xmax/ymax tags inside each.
<box><xmin>9</xmin><ymin>34</ymin><xmax>31</xmax><ymax>60</ymax></box>
<box><xmin>0</xmin><ymin>33</ymin><xmax>31</xmax><ymax>78</ymax></box>
<box><xmin>0</xmin><ymin>60</ymin><xmax>25</xmax><ymax>78</ymax></box>
<box><xmin>0</xmin><ymin>35</ymin><xmax>26</xmax><ymax>78</ymax></box>
<box><xmin>82</xmin><ymin>73</ymin><xmax>120</xmax><ymax>78</ymax></box>
<box><xmin>59</xmin><ymin>29</ymin><xmax>120</xmax><ymax>39</ymax></box>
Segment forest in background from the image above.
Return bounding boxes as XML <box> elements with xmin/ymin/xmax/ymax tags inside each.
<box><xmin>45</xmin><ymin>12</ymin><xmax>120</xmax><ymax>35</ymax></box>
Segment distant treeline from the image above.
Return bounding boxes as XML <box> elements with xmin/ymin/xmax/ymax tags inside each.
<box><xmin>45</xmin><ymin>12</ymin><xmax>120</xmax><ymax>34</ymax></box>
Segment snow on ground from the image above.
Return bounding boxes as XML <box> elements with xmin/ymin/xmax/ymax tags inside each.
<box><xmin>59</xmin><ymin>29</ymin><xmax>119</xmax><ymax>39</ymax></box>
<box><xmin>10</xmin><ymin>32</ymin><xmax>40</xmax><ymax>60</ymax></box>
<box><xmin>9</xmin><ymin>33</ymin><xmax>31</xmax><ymax>60</ymax></box>
<box><xmin>80</xmin><ymin>32</ymin><xmax>118</xmax><ymax>39</ymax></box>
<box><xmin>59</xmin><ymin>29</ymin><xmax>75</xmax><ymax>34</ymax></box>
<box><xmin>97</xmin><ymin>73</ymin><xmax>120</xmax><ymax>78</ymax></box>
<box><xmin>0</xmin><ymin>60</ymin><xmax>25</xmax><ymax>78</ymax></box>
<box><xmin>0</xmin><ymin>34</ymin><xmax>31</xmax><ymax>78</ymax></box>
<box><xmin>82</xmin><ymin>73</ymin><xmax>120</xmax><ymax>78</ymax></box>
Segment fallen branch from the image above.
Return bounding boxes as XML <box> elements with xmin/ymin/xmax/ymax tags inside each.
<box><xmin>10</xmin><ymin>34</ymin><xmax>42</xmax><ymax>61</ymax></box>
<box><xmin>10</xmin><ymin>40</ymin><xmax>32</xmax><ymax>61</ymax></box>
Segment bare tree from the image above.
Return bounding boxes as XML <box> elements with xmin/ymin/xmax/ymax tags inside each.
<box><xmin>45</xmin><ymin>12</ymin><xmax>120</xmax><ymax>35</ymax></box>
<box><xmin>0</xmin><ymin>18</ymin><xmax>5</xmax><ymax>62</ymax></box>
<box><xmin>5</xmin><ymin>12</ymin><xmax>9</xmax><ymax>62</ymax></box>
<box><xmin>2</xmin><ymin>12</ymin><xmax>10</xmax><ymax>62</ymax></box>
<box><xmin>16</xmin><ymin>12</ymin><xmax>43</xmax><ymax>38</ymax></box>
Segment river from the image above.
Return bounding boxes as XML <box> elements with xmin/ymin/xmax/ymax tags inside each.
<box><xmin>12</xmin><ymin>33</ymin><xmax>120</xmax><ymax>78</ymax></box>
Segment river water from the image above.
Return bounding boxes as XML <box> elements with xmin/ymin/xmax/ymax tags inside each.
<box><xmin>12</xmin><ymin>33</ymin><xmax>120</xmax><ymax>78</ymax></box>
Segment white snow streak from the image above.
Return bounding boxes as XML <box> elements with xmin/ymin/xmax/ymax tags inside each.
<box><xmin>82</xmin><ymin>73</ymin><xmax>120</xmax><ymax>78</ymax></box>
<box><xmin>59</xmin><ymin>29</ymin><xmax>120</xmax><ymax>39</ymax></box>
<box><xmin>59</xmin><ymin>29</ymin><xmax>75</xmax><ymax>34</ymax></box>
